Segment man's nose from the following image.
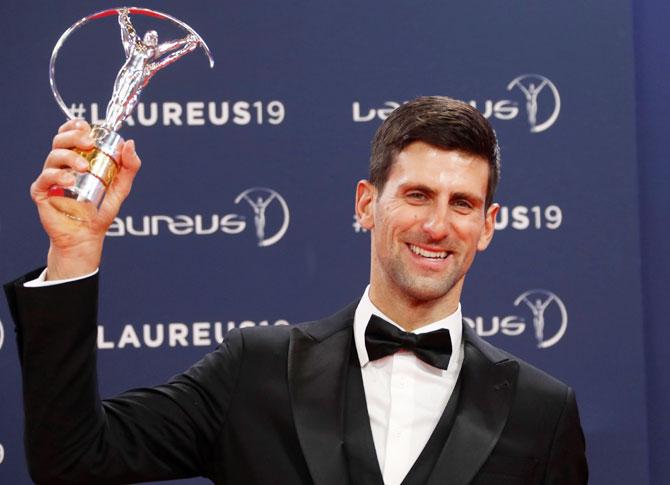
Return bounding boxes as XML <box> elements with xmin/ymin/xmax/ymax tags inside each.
<box><xmin>422</xmin><ymin>203</ymin><xmax>451</xmax><ymax>240</ymax></box>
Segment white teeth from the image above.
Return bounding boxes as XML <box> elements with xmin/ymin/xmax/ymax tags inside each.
<box><xmin>409</xmin><ymin>244</ymin><xmax>448</xmax><ymax>259</ymax></box>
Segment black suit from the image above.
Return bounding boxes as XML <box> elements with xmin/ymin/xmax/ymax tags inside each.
<box><xmin>5</xmin><ymin>269</ymin><xmax>587</xmax><ymax>484</ymax></box>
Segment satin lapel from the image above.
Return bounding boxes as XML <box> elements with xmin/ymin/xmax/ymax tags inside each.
<box><xmin>288</xmin><ymin>307</ymin><xmax>355</xmax><ymax>485</ymax></box>
<box><xmin>427</xmin><ymin>325</ymin><xmax>519</xmax><ymax>485</ymax></box>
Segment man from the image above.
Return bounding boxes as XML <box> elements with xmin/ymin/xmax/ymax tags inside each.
<box><xmin>5</xmin><ymin>96</ymin><xmax>587</xmax><ymax>484</ymax></box>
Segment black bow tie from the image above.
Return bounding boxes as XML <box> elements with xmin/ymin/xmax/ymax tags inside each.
<box><xmin>364</xmin><ymin>315</ymin><xmax>452</xmax><ymax>370</ymax></box>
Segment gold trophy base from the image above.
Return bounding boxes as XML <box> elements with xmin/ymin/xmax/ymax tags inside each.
<box><xmin>47</xmin><ymin>125</ymin><xmax>121</xmax><ymax>222</ymax></box>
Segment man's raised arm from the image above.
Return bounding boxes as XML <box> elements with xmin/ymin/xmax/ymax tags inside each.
<box><xmin>118</xmin><ymin>8</ymin><xmax>138</xmax><ymax>58</ymax></box>
<box><xmin>3</xmin><ymin>122</ymin><xmax>241</xmax><ymax>483</ymax></box>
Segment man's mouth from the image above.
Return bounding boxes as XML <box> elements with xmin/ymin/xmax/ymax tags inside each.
<box><xmin>408</xmin><ymin>244</ymin><xmax>450</xmax><ymax>260</ymax></box>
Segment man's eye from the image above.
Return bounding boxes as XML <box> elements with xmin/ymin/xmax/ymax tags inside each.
<box><xmin>407</xmin><ymin>192</ymin><xmax>427</xmax><ymax>201</ymax></box>
<box><xmin>453</xmin><ymin>199</ymin><xmax>473</xmax><ymax>209</ymax></box>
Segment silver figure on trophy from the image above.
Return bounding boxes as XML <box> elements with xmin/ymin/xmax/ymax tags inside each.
<box><xmin>48</xmin><ymin>7</ymin><xmax>214</xmax><ymax>221</ymax></box>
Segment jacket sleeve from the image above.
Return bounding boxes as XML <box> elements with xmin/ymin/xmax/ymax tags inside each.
<box><xmin>4</xmin><ymin>269</ymin><xmax>244</xmax><ymax>484</ymax></box>
<box><xmin>542</xmin><ymin>387</ymin><xmax>588</xmax><ymax>484</ymax></box>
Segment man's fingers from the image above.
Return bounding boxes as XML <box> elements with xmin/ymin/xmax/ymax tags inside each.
<box><xmin>31</xmin><ymin>168</ymin><xmax>76</xmax><ymax>201</ymax></box>
<box><xmin>57</xmin><ymin>118</ymin><xmax>90</xmax><ymax>134</ymax></box>
<box><xmin>105</xmin><ymin>139</ymin><xmax>142</xmax><ymax>202</ymax></box>
<box><xmin>97</xmin><ymin>139</ymin><xmax>142</xmax><ymax>223</ymax></box>
<box><xmin>119</xmin><ymin>139</ymin><xmax>141</xmax><ymax>174</ymax></box>
<box><xmin>43</xmin><ymin>148</ymin><xmax>90</xmax><ymax>172</ymax></box>
<box><xmin>52</xmin><ymin>129</ymin><xmax>95</xmax><ymax>151</ymax></box>
<box><xmin>111</xmin><ymin>140</ymin><xmax>142</xmax><ymax>197</ymax></box>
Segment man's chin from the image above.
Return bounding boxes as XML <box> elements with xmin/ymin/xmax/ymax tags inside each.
<box><xmin>397</xmin><ymin>277</ymin><xmax>460</xmax><ymax>304</ymax></box>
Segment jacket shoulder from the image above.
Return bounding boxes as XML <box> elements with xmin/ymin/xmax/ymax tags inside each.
<box><xmin>501</xmin><ymin>347</ymin><xmax>571</xmax><ymax>401</ymax></box>
<box><xmin>464</xmin><ymin>323</ymin><xmax>571</xmax><ymax>399</ymax></box>
<box><xmin>230</xmin><ymin>300</ymin><xmax>357</xmax><ymax>352</ymax></box>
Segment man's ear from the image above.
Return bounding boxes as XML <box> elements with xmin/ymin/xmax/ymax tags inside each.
<box><xmin>355</xmin><ymin>180</ymin><xmax>376</xmax><ymax>230</ymax></box>
<box><xmin>477</xmin><ymin>203</ymin><xmax>499</xmax><ymax>251</ymax></box>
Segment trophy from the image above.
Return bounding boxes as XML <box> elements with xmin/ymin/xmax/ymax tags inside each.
<box><xmin>48</xmin><ymin>7</ymin><xmax>214</xmax><ymax>221</ymax></box>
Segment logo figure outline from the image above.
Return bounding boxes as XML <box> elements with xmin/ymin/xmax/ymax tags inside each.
<box><xmin>235</xmin><ymin>187</ymin><xmax>290</xmax><ymax>247</ymax></box>
<box><xmin>507</xmin><ymin>74</ymin><xmax>561</xmax><ymax>133</ymax></box>
<box><xmin>514</xmin><ymin>289</ymin><xmax>568</xmax><ymax>348</ymax></box>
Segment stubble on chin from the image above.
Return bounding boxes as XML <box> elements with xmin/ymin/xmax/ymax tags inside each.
<box><xmin>385</xmin><ymin>257</ymin><xmax>462</xmax><ymax>304</ymax></box>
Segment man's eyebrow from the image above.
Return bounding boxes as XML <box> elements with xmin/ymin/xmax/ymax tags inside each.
<box><xmin>451</xmin><ymin>191</ymin><xmax>484</xmax><ymax>205</ymax></box>
<box><xmin>398</xmin><ymin>183</ymin><xmax>436</xmax><ymax>195</ymax></box>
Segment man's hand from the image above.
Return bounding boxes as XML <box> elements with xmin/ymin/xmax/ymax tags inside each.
<box><xmin>31</xmin><ymin>119</ymin><xmax>142</xmax><ymax>280</ymax></box>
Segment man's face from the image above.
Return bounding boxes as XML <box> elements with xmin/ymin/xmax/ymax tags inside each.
<box><xmin>356</xmin><ymin>141</ymin><xmax>498</xmax><ymax>310</ymax></box>
<box><xmin>144</xmin><ymin>31</ymin><xmax>158</xmax><ymax>47</ymax></box>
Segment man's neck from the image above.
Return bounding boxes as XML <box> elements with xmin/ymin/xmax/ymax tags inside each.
<box><xmin>368</xmin><ymin>285</ymin><xmax>461</xmax><ymax>332</ymax></box>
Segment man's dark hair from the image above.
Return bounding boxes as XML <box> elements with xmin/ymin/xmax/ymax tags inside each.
<box><xmin>369</xmin><ymin>96</ymin><xmax>501</xmax><ymax>208</ymax></box>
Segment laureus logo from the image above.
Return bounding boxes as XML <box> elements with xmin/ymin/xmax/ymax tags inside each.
<box><xmin>514</xmin><ymin>290</ymin><xmax>568</xmax><ymax>348</ymax></box>
<box><xmin>354</xmin><ymin>73</ymin><xmax>561</xmax><ymax>133</ymax></box>
<box><xmin>234</xmin><ymin>188</ymin><xmax>290</xmax><ymax>247</ymax></box>
<box><xmin>507</xmin><ymin>74</ymin><xmax>561</xmax><ymax>133</ymax></box>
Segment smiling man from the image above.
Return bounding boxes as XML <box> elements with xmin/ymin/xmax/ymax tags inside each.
<box><xmin>358</xmin><ymin>139</ymin><xmax>496</xmax><ymax>328</ymax></box>
<box><xmin>5</xmin><ymin>96</ymin><xmax>587</xmax><ymax>484</ymax></box>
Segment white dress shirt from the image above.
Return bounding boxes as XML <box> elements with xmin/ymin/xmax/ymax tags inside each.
<box><xmin>24</xmin><ymin>267</ymin><xmax>97</xmax><ymax>287</ymax></box>
<box><xmin>354</xmin><ymin>286</ymin><xmax>464</xmax><ymax>485</ymax></box>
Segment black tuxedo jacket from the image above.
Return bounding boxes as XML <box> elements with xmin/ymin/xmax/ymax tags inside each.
<box><xmin>5</xmin><ymin>270</ymin><xmax>587</xmax><ymax>484</ymax></box>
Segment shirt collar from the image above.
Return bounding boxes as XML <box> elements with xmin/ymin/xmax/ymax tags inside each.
<box><xmin>354</xmin><ymin>285</ymin><xmax>463</xmax><ymax>368</ymax></box>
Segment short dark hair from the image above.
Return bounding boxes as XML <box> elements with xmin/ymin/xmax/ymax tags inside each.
<box><xmin>369</xmin><ymin>96</ymin><xmax>501</xmax><ymax>208</ymax></box>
